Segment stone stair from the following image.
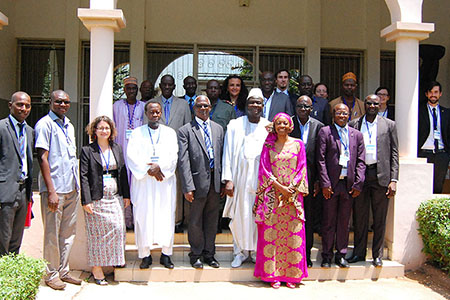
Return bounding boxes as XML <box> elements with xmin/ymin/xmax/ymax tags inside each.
<box><xmin>114</xmin><ymin>230</ymin><xmax>404</xmax><ymax>282</ymax></box>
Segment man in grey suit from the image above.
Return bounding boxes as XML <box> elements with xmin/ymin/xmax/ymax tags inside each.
<box><xmin>260</xmin><ymin>71</ymin><xmax>293</xmax><ymax>121</ymax></box>
<box><xmin>348</xmin><ymin>94</ymin><xmax>399</xmax><ymax>267</ymax></box>
<box><xmin>290</xmin><ymin>95</ymin><xmax>324</xmax><ymax>267</ymax></box>
<box><xmin>0</xmin><ymin>92</ymin><xmax>33</xmax><ymax>256</ymax></box>
<box><xmin>177</xmin><ymin>95</ymin><xmax>224</xmax><ymax>269</ymax></box>
<box><xmin>149</xmin><ymin>74</ymin><xmax>192</xmax><ymax>233</ymax></box>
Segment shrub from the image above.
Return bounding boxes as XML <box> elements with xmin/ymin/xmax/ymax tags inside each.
<box><xmin>416</xmin><ymin>198</ymin><xmax>450</xmax><ymax>274</ymax></box>
<box><xmin>0</xmin><ymin>253</ymin><xmax>47</xmax><ymax>300</ymax></box>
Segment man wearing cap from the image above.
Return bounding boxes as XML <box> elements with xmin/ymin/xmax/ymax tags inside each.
<box><xmin>222</xmin><ymin>88</ymin><xmax>270</xmax><ymax>268</ymax></box>
<box><xmin>113</xmin><ymin>76</ymin><xmax>145</xmax><ymax>229</ymax></box>
<box><xmin>329</xmin><ymin>72</ymin><xmax>365</xmax><ymax>121</ymax></box>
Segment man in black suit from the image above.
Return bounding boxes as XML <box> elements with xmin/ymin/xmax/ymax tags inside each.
<box><xmin>182</xmin><ymin>76</ymin><xmax>198</xmax><ymax>113</ymax></box>
<box><xmin>348</xmin><ymin>94</ymin><xmax>399</xmax><ymax>267</ymax></box>
<box><xmin>275</xmin><ymin>68</ymin><xmax>298</xmax><ymax>109</ymax></box>
<box><xmin>178</xmin><ymin>95</ymin><xmax>224</xmax><ymax>269</ymax></box>
<box><xmin>0</xmin><ymin>92</ymin><xmax>33</xmax><ymax>256</ymax></box>
<box><xmin>299</xmin><ymin>75</ymin><xmax>330</xmax><ymax>125</ymax></box>
<box><xmin>290</xmin><ymin>95</ymin><xmax>324</xmax><ymax>267</ymax></box>
<box><xmin>418</xmin><ymin>81</ymin><xmax>450</xmax><ymax>194</ymax></box>
<box><xmin>260</xmin><ymin>71</ymin><xmax>293</xmax><ymax>121</ymax></box>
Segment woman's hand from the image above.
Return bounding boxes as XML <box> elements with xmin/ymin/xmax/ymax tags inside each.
<box><xmin>123</xmin><ymin>198</ymin><xmax>131</xmax><ymax>208</ymax></box>
<box><xmin>83</xmin><ymin>203</ymin><xmax>94</xmax><ymax>214</ymax></box>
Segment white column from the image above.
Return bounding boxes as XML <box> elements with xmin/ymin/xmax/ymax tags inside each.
<box><xmin>78</xmin><ymin>1</ymin><xmax>126</xmax><ymax>121</ymax></box>
<box><xmin>0</xmin><ymin>11</ymin><xmax>8</xmax><ymax>30</ymax></box>
<box><xmin>305</xmin><ymin>0</ymin><xmax>321</xmax><ymax>81</ymax></box>
<box><xmin>129</xmin><ymin>0</ymin><xmax>146</xmax><ymax>82</ymax></box>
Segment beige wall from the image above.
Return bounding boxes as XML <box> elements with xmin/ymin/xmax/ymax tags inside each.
<box><xmin>0</xmin><ymin>1</ymin><xmax>16</xmax><ymax>107</ymax></box>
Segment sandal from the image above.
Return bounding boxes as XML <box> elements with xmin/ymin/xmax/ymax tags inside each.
<box><xmin>271</xmin><ymin>281</ymin><xmax>281</xmax><ymax>289</ymax></box>
<box><xmin>94</xmin><ymin>278</ymin><xmax>108</xmax><ymax>286</ymax></box>
<box><xmin>286</xmin><ymin>282</ymin><xmax>296</xmax><ymax>289</ymax></box>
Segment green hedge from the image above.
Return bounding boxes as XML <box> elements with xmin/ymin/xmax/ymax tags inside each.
<box><xmin>416</xmin><ymin>198</ymin><xmax>450</xmax><ymax>274</ymax></box>
<box><xmin>0</xmin><ymin>253</ymin><xmax>47</xmax><ymax>300</ymax></box>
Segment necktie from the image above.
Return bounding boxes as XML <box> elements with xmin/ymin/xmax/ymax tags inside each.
<box><xmin>164</xmin><ymin>100</ymin><xmax>170</xmax><ymax>125</ymax></box>
<box><xmin>18</xmin><ymin>123</ymin><xmax>26</xmax><ymax>178</ymax></box>
<box><xmin>340</xmin><ymin>128</ymin><xmax>348</xmax><ymax>154</ymax></box>
<box><xmin>203</xmin><ymin>122</ymin><xmax>214</xmax><ymax>168</ymax></box>
<box><xmin>188</xmin><ymin>98</ymin><xmax>194</xmax><ymax>111</ymax></box>
<box><xmin>433</xmin><ymin>108</ymin><xmax>439</xmax><ymax>150</ymax></box>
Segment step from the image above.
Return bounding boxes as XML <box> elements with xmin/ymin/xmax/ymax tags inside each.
<box><xmin>114</xmin><ymin>260</ymin><xmax>404</xmax><ymax>282</ymax></box>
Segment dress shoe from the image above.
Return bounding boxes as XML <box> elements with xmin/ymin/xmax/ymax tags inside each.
<box><xmin>335</xmin><ymin>257</ymin><xmax>350</xmax><ymax>268</ymax></box>
<box><xmin>191</xmin><ymin>258</ymin><xmax>203</xmax><ymax>269</ymax></box>
<box><xmin>286</xmin><ymin>282</ymin><xmax>296</xmax><ymax>289</ymax></box>
<box><xmin>174</xmin><ymin>224</ymin><xmax>184</xmax><ymax>233</ymax></box>
<box><xmin>373</xmin><ymin>257</ymin><xmax>383</xmax><ymax>267</ymax></box>
<box><xmin>139</xmin><ymin>255</ymin><xmax>152</xmax><ymax>269</ymax></box>
<box><xmin>271</xmin><ymin>281</ymin><xmax>281</xmax><ymax>289</ymax></box>
<box><xmin>160</xmin><ymin>254</ymin><xmax>174</xmax><ymax>269</ymax></box>
<box><xmin>307</xmin><ymin>258</ymin><xmax>313</xmax><ymax>268</ymax></box>
<box><xmin>347</xmin><ymin>255</ymin><xmax>366</xmax><ymax>263</ymax></box>
<box><xmin>94</xmin><ymin>278</ymin><xmax>108</xmax><ymax>286</ymax></box>
<box><xmin>45</xmin><ymin>277</ymin><xmax>66</xmax><ymax>290</ymax></box>
<box><xmin>250</xmin><ymin>251</ymin><xmax>256</xmax><ymax>263</ymax></box>
<box><xmin>321</xmin><ymin>259</ymin><xmax>331</xmax><ymax>268</ymax></box>
<box><xmin>204</xmin><ymin>257</ymin><xmax>220</xmax><ymax>268</ymax></box>
<box><xmin>60</xmin><ymin>274</ymin><xmax>82</xmax><ymax>285</ymax></box>
<box><xmin>231</xmin><ymin>252</ymin><xmax>248</xmax><ymax>268</ymax></box>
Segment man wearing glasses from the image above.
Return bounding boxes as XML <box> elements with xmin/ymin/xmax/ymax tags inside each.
<box><xmin>290</xmin><ymin>95</ymin><xmax>324</xmax><ymax>267</ymax></box>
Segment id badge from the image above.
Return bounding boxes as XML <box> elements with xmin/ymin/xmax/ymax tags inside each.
<box><xmin>366</xmin><ymin>144</ymin><xmax>376</xmax><ymax>154</ymax></box>
<box><xmin>208</xmin><ymin>148</ymin><xmax>214</xmax><ymax>159</ymax></box>
<box><xmin>434</xmin><ymin>130</ymin><xmax>441</xmax><ymax>140</ymax></box>
<box><xmin>339</xmin><ymin>152</ymin><xmax>349</xmax><ymax>167</ymax></box>
<box><xmin>126</xmin><ymin>129</ymin><xmax>133</xmax><ymax>140</ymax></box>
<box><xmin>341</xmin><ymin>167</ymin><xmax>348</xmax><ymax>177</ymax></box>
<box><xmin>68</xmin><ymin>145</ymin><xmax>76</xmax><ymax>157</ymax></box>
<box><xmin>103</xmin><ymin>174</ymin><xmax>115</xmax><ymax>185</ymax></box>
<box><xmin>150</xmin><ymin>156</ymin><xmax>159</xmax><ymax>163</ymax></box>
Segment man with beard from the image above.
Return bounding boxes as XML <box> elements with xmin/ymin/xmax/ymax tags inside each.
<box><xmin>259</xmin><ymin>71</ymin><xmax>293</xmax><ymax>121</ymax></box>
<box><xmin>298</xmin><ymin>75</ymin><xmax>330</xmax><ymax>125</ymax></box>
<box><xmin>222</xmin><ymin>88</ymin><xmax>270</xmax><ymax>268</ymax></box>
<box><xmin>275</xmin><ymin>68</ymin><xmax>298</xmax><ymax>109</ymax></box>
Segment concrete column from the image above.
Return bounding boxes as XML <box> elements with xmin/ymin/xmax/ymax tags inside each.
<box><xmin>0</xmin><ymin>11</ymin><xmax>8</xmax><ymax>30</ymax></box>
<box><xmin>78</xmin><ymin>0</ymin><xmax>126</xmax><ymax>121</ymax></box>
<box><xmin>129</xmin><ymin>0</ymin><xmax>146</xmax><ymax>82</ymax></box>
<box><xmin>304</xmin><ymin>0</ymin><xmax>320</xmax><ymax>81</ymax></box>
<box><xmin>364</xmin><ymin>0</ymin><xmax>380</xmax><ymax>96</ymax></box>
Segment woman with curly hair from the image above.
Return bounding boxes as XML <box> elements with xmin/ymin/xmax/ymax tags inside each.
<box><xmin>220</xmin><ymin>75</ymin><xmax>248</xmax><ymax>117</ymax></box>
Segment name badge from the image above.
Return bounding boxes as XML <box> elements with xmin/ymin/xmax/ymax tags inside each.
<box><xmin>366</xmin><ymin>144</ymin><xmax>376</xmax><ymax>154</ymax></box>
<box><xmin>150</xmin><ymin>156</ymin><xmax>159</xmax><ymax>163</ymax></box>
<box><xmin>126</xmin><ymin>129</ymin><xmax>133</xmax><ymax>140</ymax></box>
<box><xmin>208</xmin><ymin>148</ymin><xmax>214</xmax><ymax>159</ymax></box>
<box><xmin>339</xmin><ymin>152</ymin><xmax>349</xmax><ymax>167</ymax></box>
<box><xmin>434</xmin><ymin>130</ymin><xmax>441</xmax><ymax>140</ymax></box>
<box><xmin>341</xmin><ymin>167</ymin><xmax>348</xmax><ymax>177</ymax></box>
<box><xmin>103</xmin><ymin>174</ymin><xmax>115</xmax><ymax>185</ymax></box>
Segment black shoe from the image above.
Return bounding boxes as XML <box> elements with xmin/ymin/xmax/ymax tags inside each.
<box><xmin>321</xmin><ymin>259</ymin><xmax>331</xmax><ymax>268</ymax></box>
<box><xmin>204</xmin><ymin>257</ymin><xmax>220</xmax><ymax>268</ymax></box>
<box><xmin>372</xmin><ymin>257</ymin><xmax>383</xmax><ymax>267</ymax></box>
<box><xmin>191</xmin><ymin>258</ymin><xmax>203</xmax><ymax>269</ymax></box>
<box><xmin>175</xmin><ymin>224</ymin><xmax>184</xmax><ymax>233</ymax></box>
<box><xmin>160</xmin><ymin>254</ymin><xmax>174</xmax><ymax>269</ymax></box>
<box><xmin>140</xmin><ymin>255</ymin><xmax>152</xmax><ymax>269</ymax></box>
<box><xmin>347</xmin><ymin>255</ymin><xmax>365</xmax><ymax>263</ymax></box>
<box><xmin>335</xmin><ymin>257</ymin><xmax>350</xmax><ymax>268</ymax></box>
<box><xmin>307</xmin><ymin>258</ymin><xmax>313</xmax><ymax>268</ymax></box>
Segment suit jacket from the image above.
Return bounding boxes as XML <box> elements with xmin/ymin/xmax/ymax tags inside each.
<box><xmin>268</xmin><ymin>92</ymin><xmax>294</xmax><ymax>121</ymax></box>
<box><xmin>311</xmin><ymin>96</ymin><xmax>331</xmax><ymax>125</ymax></box>
<box><xmin>317</xmin><ymin>125</ymin><xmax>366</xmax><ymax>191</ymax></box>
<box><xmin>80</xmin><ymin>141</ymin><xmax>130</xmax><ymax>205</ymax></box>
<box><xmin>148</xmin><ymin>95</ymin><xmax>192</xmax><ymax>131</ymax></box>
<box><xmin>418</xmin><ymin>103</ymin><xmax>450</xmax><ymax>153</ymax></box>
<box><xmin>177</xmin><ymin>119</ymin><xmax>224</xmax><ymax>198</ymax></box>
<box><xmin>0</xmin><ymin>117</ymin><xmax>33</xmax><ymax>203</ymax></box>
<box><xmin>287</xmin><ymin>91</ymin><xmax>299</xmax><ymax>112</ymax></box>
<box><xmin>349</xmin><ymin>116</ymin><xmax>399</xmax><ymax>187</ymax></box>
<box><xmin>211</xmin><ymin>99</ymin><xmax>236</xmax><ymax>131</ymax></box>
<box><xmin>291</xmin><ymin>117</ymin><xmax>324</xmax><ymax>193</ymax></box>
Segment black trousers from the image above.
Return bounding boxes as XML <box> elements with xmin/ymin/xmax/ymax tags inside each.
<box><xmin>187</xmin><ymin>174</ymin><xmax>220</xmax><ymax>262</ymax></box>
<box><xmin>418</xmin><ymin>150</ymin><xmax>450</xmax><ymax>194</ymax></box>
<box><xmin>0</xmin><ymin>184</ymin><xmax>27</xmax><ymax>256</ymax></box>
<box><xmin>352</xmin><ymin>167</ymin><xmax>389</xmax><ymax>259</ymax></box>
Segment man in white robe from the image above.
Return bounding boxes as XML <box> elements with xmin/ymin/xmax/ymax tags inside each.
<box><xmin>127</xmin><ymin>101</ymin><xmax>178</xmax><ymax>269</ymax></box>
<box><xmin>222</xmin><ymin>88</ymin><xmax>270</xmax><ymax>268</ymax></box>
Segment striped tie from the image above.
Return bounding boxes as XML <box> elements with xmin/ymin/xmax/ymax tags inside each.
<box><xmin>164</xmin><ymin>100</ymin><xmax>170</xmax><ymax>125</ymax></box>
<box><xmin>203</xmin><ymin>122</ymin><xmax>214</xmax><ymax>168</ymax></box>
<box><xmin>18</xmin><ymin>123</ymin><xmax>26</xmax><ymax>178</ymax></box>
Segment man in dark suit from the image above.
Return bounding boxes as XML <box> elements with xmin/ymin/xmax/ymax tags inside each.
<box><xmin>182</xmin><ymin>76</ymin><xmax>198</xmax><ymax>112</ymax></box>
<box><xmin>418</xmin><ymin>81</ymin><xmax>450</xmax><ymax>194</ymax></box>
<box><xmin>290</xmin><ymin>95</ymin><xmax>324</xmax><ymax>267</ymax></box>
<box><xmin>178</xmin><ymin>95</ymin><xmax>224</xmax><ymax>269</ymax></box>
<box><xmin>348</xmin><ymin>94</ymin><xmax>399</xmax><ymax>267</ymax></box>
<box><xmin>275</xmin><ymin>68</ymin><xmax>298</xmax><ymax>109</ymax></box>
<box><xmin>260</xmin><ymin>71</ymin><xmax>293</xmax><ymax>121</ymax></box>
<box><xmin>299</xmin><ymin>75</ymin><xmax>330</xmax><ymax>125</ymax></box>
<box><xmin>317</xmin><ymin>103</ymin><xmax>366</xmax><ymax>268</ymax></box>
<box><xmin>0</xmin><ymin>92</ymin><xmax>33</xmax><ymax>256</ymax></box>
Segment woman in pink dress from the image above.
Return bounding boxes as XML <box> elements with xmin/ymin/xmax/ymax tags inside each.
<box><xmin>253</xmin><ymin>112</ymin><xmax>309</xmax><ymax>289</ymax></box>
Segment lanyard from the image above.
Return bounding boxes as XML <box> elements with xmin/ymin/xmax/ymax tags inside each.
<box><xmin>55</xmin><ymin>119</ymin><xmax>72</xmax><ymax>145</ymax></box>
<box><xmin>428</xmin><ymin>104</ymin><xmax>439</xmax><ymax>129</ymax></box>
<box><xmin>342</xmin><ymin>96</ymin><xmax>355</xmax><ymax>120</ymax></box>
<box><xmin>364</xmin><ymin>118</ymin><xmax>374</xmax><ymax>144</ymax></box>
<box><xmin>312</xmin><ymin>96</ymin><xmax>317</xmax><ymax>104</ymax></box>
<box><xmin>337</xmin><ymin>127</ymin><xmax>348</xmax><ymax>151</ymax></box>
<box><xmin>127</xmin><ymin>102</ymin><xmax>137</xmax><ymax>129</ymax></box>
<box><xmin>148</xmin><ymin>125</ymin><xmax>160</xmax><ymax>156</ymax></box>
<box><xmin>98</xmin><ymin>145</ymin><xmax>111</xmax><ymax>173</ymax></box>
<box><xmin>381</xmin><ymin>109</ymin><xmax>387</xmax><ymax>118</ymax></box>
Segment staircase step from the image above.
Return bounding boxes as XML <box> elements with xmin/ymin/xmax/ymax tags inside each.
<box><xmin>114</xmin><ymin>260</ymin><xmax>404</xmax><ymax>282</ymax></box>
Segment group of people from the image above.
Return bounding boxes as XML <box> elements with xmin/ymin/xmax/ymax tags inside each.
<box><xmin>1</xmin><ymin>66</ymin><xmax>447</xmax><ymax>289</ymax></box>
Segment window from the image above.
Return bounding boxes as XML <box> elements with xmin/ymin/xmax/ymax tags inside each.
<box><xmin>380</xmin><ymin>51</ymin><xmax>395</xmax><ymax>106</ymax></box>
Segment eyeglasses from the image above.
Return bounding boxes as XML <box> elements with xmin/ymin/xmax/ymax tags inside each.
<box><xmin>376</xmin><ymin>93</ymin><xmax>389</xmax><ymax>97</ymax></box>
<box><xmin>335</xmin><ymin>112</ymin><xmax>349</xmax><ymax>116</ymax></box>
<box><xmin>96</xmin><ymin>127</ymin><xmax>111</xmax><ymax>131</ymax></box>
<box><xmin>54</xmin><ymin>100</ymin><xmax>71</xmax><ymax>105</ymax></box>
<box><xmin>366</xmin><ymin>102</ymin><xmax>380</xmax><ymax>106</ymax></box>
<box><xmin>296</xmin><ymin>104</ymin><xmax>312</xmax><ymax>109</ymax></box>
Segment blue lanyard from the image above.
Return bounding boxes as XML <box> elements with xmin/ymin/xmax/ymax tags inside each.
<box><xmin>127</xmin><ymin>102</ymin><xmax>137</xmax><ymax>129</ymax></box>
<box><xmin>312</xmin><ymin>96</ymin><xmax>317</xmax><ymax>104</ymax></box>
<box><xmin>98</xmin><ymin>145</ymin><xmax>111</xmax><ymax>173</ymax></box>
<box><xmin>364</xmin><ymin>118</ymin><xmax>374</xmax><ymax>143</ymax></box>
<box><xmin>55</xmin><ymin>119</ymin><xmax>72</xmax><ymax>145</ymax></box>
<box><xmin>381</xmin><ymin>109</ymin><xmax>387</xmax><ymax>118</ymax></box>
<box><xmin>148</xmin><ymin>126</ymin><xmax>160</xmax><ymax>156</ymax></box>
<box><xmin>337</xmin><ymin>127</ymin><xmax>348</xmax><ymax>151</ymax></box>
<box><xmin>342</xmin><ymin>96</ymin><xmax>355</xmax><ymax>120</ymax></box>
<box><xmin>428</xmin><ymin>104</ymin><xmax>439</xmax><ymax>129</ymax></box>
